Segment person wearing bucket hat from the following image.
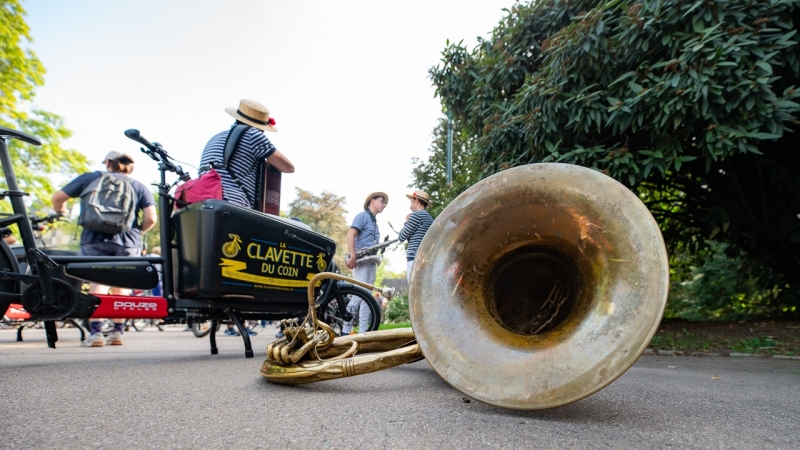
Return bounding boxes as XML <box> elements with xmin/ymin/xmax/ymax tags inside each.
<box><xmin>398</xmin><ymin>189</ymin><xmax>434</xmax><ymax>282</ymax></box>
<box><xmin>199</xmin><ymin>99</ymin><xmax>295</xmax><ymax>209</ymax></box>
<box><xmin>341</xmin><ymin>191</ymin><xmax>388</xmax><ymax>335</ymax></box>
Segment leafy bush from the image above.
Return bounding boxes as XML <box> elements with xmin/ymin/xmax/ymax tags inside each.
<box><xmin>385</xmin><ymin>294</ymin><xmax>410</xmax><ymax>323</ymax></box>
<box><xmin>428</xmin><ymin>0</ymin><xmax>800</xmax><ymax>316</ymax></box>
<box><xmin>667</xmin><ymin>240</ymin><xmax>793</xmax><ymax>320</ymax></box>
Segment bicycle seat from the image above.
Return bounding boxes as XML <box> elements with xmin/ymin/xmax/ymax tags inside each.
<box><xmin>0</xmin><ymin>125</ymin><xmax>41</xmax><ymax>146</ymax></box>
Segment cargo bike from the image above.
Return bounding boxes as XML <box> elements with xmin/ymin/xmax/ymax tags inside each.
<box><xmin>0</xmin><ymin>125</ymin><xmax>385</xmax><ymax>357</ymax></box>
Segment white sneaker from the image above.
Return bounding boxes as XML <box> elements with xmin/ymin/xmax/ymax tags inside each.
<box><xmin>106</xmin><ymin>331</ymin><xmax>123</xmax><ymax>346</ymax></box>
<box><xmin>81</xmin><ymin>333</ymin><xmax>104</xmax><ymax>347</ymax></box>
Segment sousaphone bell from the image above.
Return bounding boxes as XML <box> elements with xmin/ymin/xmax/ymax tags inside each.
<box><xmin>262</xmin><ymin>163</ymin><xmax>669</xmax><ymax>410</ymax></box>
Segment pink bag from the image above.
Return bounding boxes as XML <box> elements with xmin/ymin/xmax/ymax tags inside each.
<box><xmin>174</xmin><ymin>169</ymin><xmax>223</xmax><ymax>208</ymax></box>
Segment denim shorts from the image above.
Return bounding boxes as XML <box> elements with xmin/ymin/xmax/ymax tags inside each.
<box><xmin>80</xmin><ymin>242</ymin><xmax>141</xmax><ymax>257</ymax></box>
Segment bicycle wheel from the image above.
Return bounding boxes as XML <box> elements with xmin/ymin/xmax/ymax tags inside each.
<box><xmin>0</xmin><ymin>239</ymin><xmax>20</xmax><ymax>296</ymax></box>
<box><xmin>323</xmin><ymin>285</ymin><xmax>382</xmax><ymax>334</ymax></box>
<box><xmin>192</xmin><ymin>321</ymin><xmax>218</xmax><ymax>338</ymax></box>
<box><xmin>130</xmin><ymin>319</ymin><xmax>147</xmax><ymax>332</ymax></box>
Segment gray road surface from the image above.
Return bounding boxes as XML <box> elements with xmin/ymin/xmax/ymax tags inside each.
<box><xmin>0</xmin><ymin>325</ymin><xmax>798</xmax><ymax>449</ymax></box>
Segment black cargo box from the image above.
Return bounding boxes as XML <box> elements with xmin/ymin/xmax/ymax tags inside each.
<box><xmin>174</xmin><ymin>200</ymin><xmax>335</xmax><ymax>305</ymax></box>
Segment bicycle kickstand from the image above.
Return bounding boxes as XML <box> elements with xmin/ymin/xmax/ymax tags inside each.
<box><xmin>208</xmin><ymin>320</ymin><xmax>219</xmax><ymax>355</ymax></box>
<box><xmin>44</xmin><ymin>320</ymin><xmax>58</xmax><ymax>349</ymax></box>
<box><xmin>227</xmin><ymin>312</ymin><xmax>254</xmax><ymax>358</ymax></box>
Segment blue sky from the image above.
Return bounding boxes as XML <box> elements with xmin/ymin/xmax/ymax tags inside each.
<box><xmin>24</xmin><ymin>0</ymin><xmax>511</xmax><ymax>271</ymax></box>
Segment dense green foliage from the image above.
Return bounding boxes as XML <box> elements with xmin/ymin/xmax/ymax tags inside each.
<box><xmin>385</xmin><ymin>294</ymin><xmax>410</xmax><ymax>323</ymax></box>
<box><xmin>429</xmin><ymin>0</ymin><xmax>800</xmax><ymax>317</ymax></box>
<box><xmin>287</xmin><ymin>188</ymin><xmax>350</xmax><ymax>273</ymax></box>
<box><xmin>409</xmin><ymin>118</ymin><xmax>476</xmax><ymax>217</ymax></box>
<box><xmin>0</xmin><ymin>0</ymin><xmax>88</xmax><ymax>209</ymax></box>
<box><xmin>668</xmin><ymin>240</ymin><xmax>788</xmax><ymax>319</ymax></box>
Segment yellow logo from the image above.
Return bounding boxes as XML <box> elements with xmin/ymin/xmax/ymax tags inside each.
<box><xmin>221</xmin><ymin>234</ymin><xmax>242</xmax><ymax>258</ymax></box>
<box><xmin>316</xmin><ymin>253</ymin><xmax>327</xmax><ymax>271</ymax></box>
<box><xmin>220</xmin><ymin>258</ymin><xmax>319</xmax><ymax>288</ymax></box>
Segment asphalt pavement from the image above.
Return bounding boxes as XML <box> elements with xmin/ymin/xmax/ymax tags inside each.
<box><xmin>0</xmin><ymin>325</ymin><xmax>798</xmax><ymax>449</ymax></box>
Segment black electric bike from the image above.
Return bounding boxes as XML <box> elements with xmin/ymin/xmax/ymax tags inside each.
<box><xmin>0</xmin><ymin>125</ymin><xmax>382</xmax><ymax>358</ymax></box>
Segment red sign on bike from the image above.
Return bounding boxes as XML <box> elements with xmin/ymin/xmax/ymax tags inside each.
<box><xmin>91</xmin><ymin>295</ymin><xmax>168</xmax><ymax>319</ymax></box>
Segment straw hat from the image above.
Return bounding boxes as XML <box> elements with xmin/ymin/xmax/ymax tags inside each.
<box><xmin>363</xmin><ymin>192</ymin><xmax>388</xmax><ymax>210</ymax></box>
<box><xmin>225</xmin><ymin>99</ymin><xmax>278</xmax><ymax>132</ymax></box>
<box><xmin>406</xmin><ymin>189</ymin><xmax>431</xmax><ymax>205</ymax></box>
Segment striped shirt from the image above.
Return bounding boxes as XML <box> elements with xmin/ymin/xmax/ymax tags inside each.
<box><xmin>398</xmin><ymin>209</ymin><xmax>433</xmax><ymax>261</ymax></box>
<box><xmin>199</xmin><ymin>125</ymin><xmax>277</xmax><ymax>208</ymax></box>
<box><xmin>351</xmin><ymin>210</ymin><xmax>380</xmax><ymax>252</ymax></box>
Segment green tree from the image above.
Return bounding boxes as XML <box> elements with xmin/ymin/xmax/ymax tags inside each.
<box><xmin>429</xmin><ymin>0</ymin><xmax>800</xmax><ymax>316</ymax></box>
<box><xmin>0</xmin><ymin>0</ymin><xmax>88</xmax><ymax>211</ymax></box>
<box><xmin>375</xmin><ymin>258</ymin><xmax>405</xmax><ymax>286</ymax></box>
<box><xmin>287</xmin><ymin>188</ymin><xmax>351</xmax><ymax>274</ymax></box>
<box><xmin>410</xmin><ymin>117</ymin><xmax>477</xmax><ymax>217</ymax></box>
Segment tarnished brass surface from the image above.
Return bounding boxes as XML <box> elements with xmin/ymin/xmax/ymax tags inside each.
<box><xmin>315</xmin><ymin>328</ymin><xmax>416</xmax><ymax>359</ymax></box>
<box><xmin>261</xmin><ymin>163</ymin><xmax>669</xmax><ymax>411</ymax></box>
<box><xmin>261</xmin><ymin>272</ymin><xmax>416</xmax><ymax>383</ymax></box>
<box><xmin>263</xmin><ymin>272</ymin><xmax>385</xmax><ymax>365</ymax></box>
<box><xmin>261</xmin><ymin>328</ymin><xmax>420</xmax><ymax>384</ymax></box>
<box><xmin>410</xmin><ymin>163</ymin><xmax>669</xmax><ymax>410</ymax></box>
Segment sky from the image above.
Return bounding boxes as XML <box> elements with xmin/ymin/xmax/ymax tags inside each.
<box><xmin>23</xmin><ymin>0</ymin><xmax>511</xmax><ymax>272</ymax></box>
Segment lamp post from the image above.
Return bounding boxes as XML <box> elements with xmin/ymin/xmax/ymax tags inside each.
<box><xmin>446</xmin><ymin>113</ymin><xmax>453</xmax><ymax>186</ymax></box>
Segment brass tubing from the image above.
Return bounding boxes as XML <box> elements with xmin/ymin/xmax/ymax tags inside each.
<box><xmin>264</xmin><ymin>274</ymin><xmax>400</xmax><ymax>368</ymax></box>
<box><xmin>315</xmin><ymin>328</ymin><xmax>416</xmax><ymax>358</ymax></box>
<box><xmin>305</xmin><ymin>272</ymin><xmax>381</xmax><ymax>308</ymax></box>
<box><xmin>261</xmin><ymin>343</ymin><xmax>424</xmax><ymax>384</ymax></box>
<box><xmin>320</xmin><ymin>341</ymin><xmax>359</xmax><ymax>360</ymax></box>
<box><xmin>262</xmin><ymin>329</ymin><xmax>418</xmax><ymax>382</ymax></box>
<box><xmin>304</xmin><ymin>272</ymin><xmax>386</xmax><ymax>336</ymax></box>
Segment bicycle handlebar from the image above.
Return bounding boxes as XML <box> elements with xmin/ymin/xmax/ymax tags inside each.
<box><xmin>124</xmin><ymin>129</ymin><xmax>155</xmax><ymax>151</ymax></box>
<box><xmin>0</xmin><ymin>125</ymin><xmax>42</xmax><ymax>146</ymax></box>
<box><xmin>29</xmin><ymin>213</ymin><xmax>65</xmax><ymax>231</ymax></box>
<box><xmin>123</xmin><ymin>129</ymin><xmax>189</xmax><ymax>180</ymax></box>
<box><xmin>30</xmin><ymin>213</ymin><xmax>63</xmax><ymax>225</ymax></box>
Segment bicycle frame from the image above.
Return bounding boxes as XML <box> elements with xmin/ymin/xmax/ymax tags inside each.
<box><xmin>0</xmin><ymin>127</ymin><xmax>177</xmax><ymax>346</ymax></box>
<box><xmin>0</xmin><ymin>126</ymin><xmax>373</xmax><ymax>357</ymax></box>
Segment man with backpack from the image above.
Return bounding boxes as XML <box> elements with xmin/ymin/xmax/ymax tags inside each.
<box><xmin>52</xmin><ymin>151</ymin><xmax>157</xmax><ymax>347</ymax></box>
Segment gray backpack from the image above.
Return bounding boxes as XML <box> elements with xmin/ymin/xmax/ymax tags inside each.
<box><xmin>78</xmin><ymin>172</ymin><xmax>137</xmax><ymax>234</ymax></box>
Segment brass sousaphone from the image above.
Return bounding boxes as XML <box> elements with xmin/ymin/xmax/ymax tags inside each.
<box><xmin>262</xmin><ymin>163</ymin><xmax>669</xmax><ymax>410</ymax></box>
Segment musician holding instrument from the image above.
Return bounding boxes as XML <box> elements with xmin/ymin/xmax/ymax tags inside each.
<box><xmin>199</xmin><ymin>99</ymin><xmax>295</xmax><ymax>209</ymax></box>
<box><xmin>343</xmin><ymin>192</ymin><xmax>388</xmax><ymax>334</ymax></box>
<box><xmin>397</xmin><ymin>190</ymin><xmax>434</xmax><ymax>282</ymax></box>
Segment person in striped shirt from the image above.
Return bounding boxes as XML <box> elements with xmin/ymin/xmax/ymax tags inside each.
<box><xmin>199</xmin><ymin>99</ymin><xmax>294</xmax><ymax>208</ymax></box>
<box><xmin>342</xmin><ymin>192</ymin><xmax>388</xmax><ymax>334</ymax></box>
<box><xmin>398</xmin><ymin>190</ymin><xmax>434</xmax><ymax>282</ymax></box>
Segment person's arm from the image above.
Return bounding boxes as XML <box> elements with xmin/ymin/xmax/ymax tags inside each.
<box><xmin>398</xmin><ymin>212</ymin><xmax>418</xmax><ymax>242</ymax></box>
<box><xmin>141</xmin><ymin>205</ymin><xmax>157</xmax><ymax>233</ymax></box>
<box><xmin>346</xmin><ymin>227</ymin><xmax>358</xmax><ymax>270</ymax></box>
<box><xmin>267</xmin><ymin>150</ymin><xmax>294</xmax><ymax>173</ymax></box>
<box><xmin>53</xmin><ymin>172</ymin><xmax>95</xmax><ymax>215</ymax></box>
<box><xmin>51</xmin><ymin>190</ymin><xmax>71</xmax><ymax>216</ymax></box>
